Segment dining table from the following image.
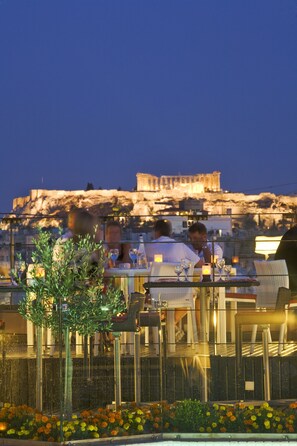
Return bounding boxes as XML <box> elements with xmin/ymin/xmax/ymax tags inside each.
<box><xmin>142</xmin><ymin>277</ymin><xmax>260</xmax><ymax>344</ymax></box>
<box><xmin>143</xmin><ymin>276</ymin><xmax>259</xmax><ymax>402</ymax></box>
<box><xmin>104</xmin><ymin>267</ymin><xmax>151</xmax><ymax>298</ymax></box>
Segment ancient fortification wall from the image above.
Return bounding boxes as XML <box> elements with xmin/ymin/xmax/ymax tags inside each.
<box><xmin>11</xmin><ymin>186</ymin><xmax>297</xmax><ymax>229</ymax></box>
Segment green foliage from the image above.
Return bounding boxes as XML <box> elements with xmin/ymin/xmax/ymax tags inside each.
<box><xmin>17</xmin><ymin>228</ymin><xmax>125</xmax><ymax>336</ymax></box>
<box><xmin>1</xmin><ymin>401</ymin><xmax>297</xmax><ymax>440</ymax></box>
<box><xmin>174</xmin><ymin>400</ymin><xmax>206</xmax><ymax>432</ymax></box>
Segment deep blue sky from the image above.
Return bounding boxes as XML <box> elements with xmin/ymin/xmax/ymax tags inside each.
<box><xmin>1</xmin><ymin>0</ymin><xmax>297</xmax><ymax>213</ymax></box>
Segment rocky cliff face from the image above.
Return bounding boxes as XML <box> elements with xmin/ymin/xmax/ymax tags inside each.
<box><xmin>11</xmin><ymin>188</ymin><xmax>297</xmax><ymax>228</ymax></box>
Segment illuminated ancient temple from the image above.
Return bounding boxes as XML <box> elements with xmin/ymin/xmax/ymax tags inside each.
<box><xmin>136</xmin><ymin>171</ymin><xmax>221</xmax><ymax>193</ymax></box>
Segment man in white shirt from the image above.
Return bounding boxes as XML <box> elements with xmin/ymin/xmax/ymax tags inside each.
<box><xmin>188</xmin><ymin>222</ymin><xmax>224</xmax><ymax>335</ymax></box>
<box><xmin>145</xmin><ymin>219</ymin><xmax>199</xmax><ymax>342</ymax></box>
<box><xmin>188</xmin><ymin>222</ymin><xmax>223</xmax><ymax>266</ymax></box>
<box><xmin>146</xmin><ymin>219</ymin><xmax>200</xmax><ymax>265</ymax></box>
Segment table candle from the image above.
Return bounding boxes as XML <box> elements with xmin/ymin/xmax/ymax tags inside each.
<box><xmin>202</xmin><ymin>263</ymin><xmax>211</xmax><ymax>275</ymax></box>
<box><xmin>202</xmin><ymin>263</ymin><xmax>211</xmax><ymax>282</ymax></box>
<box><xmin>232</xmin><ymin>256</ymin><xmax>239</xmax><ymax>264</ymax></box>
<box><xmin>154</xmin><ymin>254</ymin><xmax>163</xmax><ymax>263</ymax></box>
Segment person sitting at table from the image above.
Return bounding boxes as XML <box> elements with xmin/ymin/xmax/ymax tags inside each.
<box><xmin>61</xmin><ymin>207</ymin><xmax>103</xmax><ymax>243</ymax></box>
<box><xmin>61</xmin><ymin>206</ymin><xmax>81</xmax><ymax>240</ymax></box>
<box><xmin>145</xmin><ymin>219</ymin><xmax>200</xmax><ymax>341</ymax></box>
<box><xmin>51</xmin><ymin>209</ymin><xmax>103</xmax><ymax>353</ymax></box>
<box><xmin>188</xmin><ymin>222</ymin><xmax>223</xmax><ymax>267</ymax></box>
<box><xmin>55</xmin><ymin>208</ymin><xmax>101</xmax><ymax>256</ymax></box>
<box><xmin>105</xmin><ymin>220</ymin><xmax>131</xmax><ymax>266</ymax></box>
<box><xmin>145</xmin><ymin>219</ymin><xmax>200</xmax><ymax>265</ymax></box>
<box><xmin>188</xmin><ymin>222</ymin><xmax>224</xmax><ymax>339</ymax></box>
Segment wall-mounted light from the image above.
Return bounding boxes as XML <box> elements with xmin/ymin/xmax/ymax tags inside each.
<box><xmin>255</xmin><ymin>236</ymin><xmax>282</xmax><ymax>260</ymax></box>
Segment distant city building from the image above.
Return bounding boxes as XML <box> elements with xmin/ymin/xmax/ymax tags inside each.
<box><xmin>136</xmin><ymin>171</ymin><xmax>221</xmax><ymax>193</ymax></box>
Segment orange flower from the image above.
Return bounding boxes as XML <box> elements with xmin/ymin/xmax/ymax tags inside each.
<box><xmin>41</xmin><ymin>415</ymin><xmax>49</xmax><ymax>423</ymax></box>
<box><xmin>101</xmin><ymin>421</ymin><xmax>108</xmax><ymax>429</ymax></box>
<box><xmin>110</xmin><ymin>429</ymin><xmax>118</xmax><ymax>436</ymax></box>
<box><xmin>109</xmin><ymin>417</ymin><xmax>116</xmax><ymax>424</ymax></box>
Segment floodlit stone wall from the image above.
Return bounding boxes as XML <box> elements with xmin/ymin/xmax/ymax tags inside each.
<box><xmin>11</xmin><ymin>187</ymin><xmax>297</xmax><ymax>229</ymax></box>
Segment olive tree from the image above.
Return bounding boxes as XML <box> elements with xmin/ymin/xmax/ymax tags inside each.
<box><xmin>18</xmin><ymin>229</ymin><xmax>125</xmax><ymax>418</ymax></box>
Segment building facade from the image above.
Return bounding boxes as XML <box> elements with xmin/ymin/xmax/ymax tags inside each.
<box><xmin>136</xmin><ymin>171</ymin><xmax>221</xmax><ymax>193</ymax></box>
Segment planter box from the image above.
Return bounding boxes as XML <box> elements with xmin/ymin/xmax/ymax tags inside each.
<box><xmin>1</xmin><ymin>433</ymin><xmax>297</xmax><ymax>445</ymax></box>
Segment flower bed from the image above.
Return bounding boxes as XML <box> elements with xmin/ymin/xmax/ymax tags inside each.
<box><xmin>0</xmin><ymin>401</ymin><xmax>296</xmax><ymax>442</ymax></box>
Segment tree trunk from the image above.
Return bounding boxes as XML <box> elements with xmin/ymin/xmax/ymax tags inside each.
<box><xmin>63</xmin><ymin>327</ymin><xmax>73</xmax><ymax>419</ymax></box>
<box><xmin>36</xmin><ymin>325</ymin><xmax>43</xmax><ymax>412</ymax></box>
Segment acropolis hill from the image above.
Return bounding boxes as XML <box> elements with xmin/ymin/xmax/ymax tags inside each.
<box><xmin>11</xmin><ymin>172</ymin><xmax>297</xmax><ymax>228</ymax></box>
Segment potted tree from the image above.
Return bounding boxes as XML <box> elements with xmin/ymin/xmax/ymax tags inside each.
<box><xmin>17</xmin><ymin>228</ymin><xmax>125</xmax><ymax>419</ymax></box>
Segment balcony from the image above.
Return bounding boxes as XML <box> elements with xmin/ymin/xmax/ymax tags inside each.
<box><xmin>0</xmin><ymin>211</ymin><xmax>297</xmax><ymax>442</ymax></box>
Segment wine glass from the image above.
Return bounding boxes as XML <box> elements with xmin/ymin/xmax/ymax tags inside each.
<box><xmin>129</xmin><ymin>248</ymin><xmax>138</xmax><ymax>268</ymax></box>
<box><xmin>181</xmin><ymin>258</ymin><xmax>191</xmax><ymax>282</ymax></box>
<box><xmin>224</xmin><ymin>264</ymin><xmax>232</xmax><ymax>281</ymax></box>
<box><xmin>109</xmin><ymin>248</ymin><xmax>119</xmax><ymax>268</ymax></box>
<box><xmin>174</xmin><ymin>263</ymin><xmax>183</xmax><ymax>281</ymax></box>
<box><xmin>216</xmin><ymin>258</ymin><xmax>226</xmax><ymax>281</ymax></box>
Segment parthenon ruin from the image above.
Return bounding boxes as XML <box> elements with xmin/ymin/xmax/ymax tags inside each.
<box><xmin>136</xmin><ymin>171</ymin><xmax>221</xmax><ymax>193</ymax></box>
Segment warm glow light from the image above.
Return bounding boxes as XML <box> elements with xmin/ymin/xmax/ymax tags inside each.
<box><xmin>154</xmin><ymin>254</ymin><xmax>163</xmax><ymax>263</ymax></box>
<box><xmin>232</xmin><ymin>256</ymin><xmax>239</xmax><ymax>264</ymax></box>
<box><xmin>255</xmin><ymin>236</ymin><xmax>282</xmax><ymax>260</ymax></box>
<box><xmin>0</xmin><ymin>422</ymin><xmax>8</xmax><ymax>432</ymax></box>
<box><xmin>211</xmin><ymin>255</ymin><xmax>218</xmax><ymax>264</ymax></box>
<box><xmin>202</xmin><ymin>263</ymin><xmax>211</xmax><ymax>275</ymax></box>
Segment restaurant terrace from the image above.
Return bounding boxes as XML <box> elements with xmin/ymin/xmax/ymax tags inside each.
<box><xmin>0</xmin><ymin>211</ymin><xmax>297</xmax><ymax>444</ymax></box>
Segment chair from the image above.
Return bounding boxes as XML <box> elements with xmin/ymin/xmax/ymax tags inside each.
<box><xmin>93</xmin><ymin>293</ymin><xmax>145</xmax><ymax>356</ymax></box>
<box><xmin>148</xmin><ymin>262</ymin><xmax>198</xmax><ymax>353</ymax></box>
<box><xmin>225</xmin><ymin>291</ymin><xmax>257</xmax><ymax>342</ymax></box>
<box><xmin>249</xmin><ymin>260</ymin><xmax>289</xmax><ymax>353</ymax></box>
<box><xmin>107</xmin><ymin>292</ymin><xmax>145</xmax><ymax>408</ymax></box>
<box><xmin>235</xmin><ymin>286</ymin><xmax>290</xmax><ymax>400</ymax></box>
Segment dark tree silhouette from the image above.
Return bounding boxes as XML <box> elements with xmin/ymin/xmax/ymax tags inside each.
<box><xmin>85</xmin><ymin>182</ymin><xmax>94</xmax><ymax>191</ymax></box>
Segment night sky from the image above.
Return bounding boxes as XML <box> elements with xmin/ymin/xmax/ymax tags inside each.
<box><xmin>1</xmin><ymin>0</ymin><xmax>297</xmax><ymax>213</ymax></box>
